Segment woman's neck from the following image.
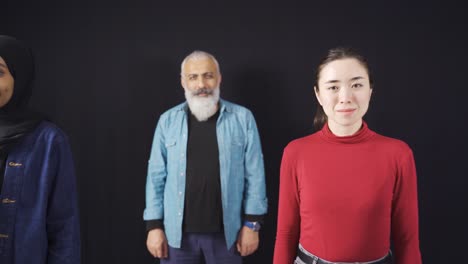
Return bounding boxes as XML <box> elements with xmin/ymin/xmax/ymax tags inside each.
<box><xmin>327</xmin><ymin>119</ymin><xmax>363</xmax><ymax>137</ymax></box>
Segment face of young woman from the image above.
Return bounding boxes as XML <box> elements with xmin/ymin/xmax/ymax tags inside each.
<box><xmin>315</xmin><ymin>58</ymin><xmax>372</xmax><ymax>136</ymax></box>
<box><xmin>0</xmin><ymin>56</ymin><xmax>14</xmax><ymax>108</ymax></box>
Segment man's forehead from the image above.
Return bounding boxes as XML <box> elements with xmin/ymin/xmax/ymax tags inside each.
<box><xmin>183</xmin><ymin>58</ymin><xmax>218</xmax><ymax>74</ymax></box>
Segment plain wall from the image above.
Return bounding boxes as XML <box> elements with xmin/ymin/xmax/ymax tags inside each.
<box><xmin>2</xmin><ymin>1</ymin><xmax>467</xmax><ymax>263</ymax></box>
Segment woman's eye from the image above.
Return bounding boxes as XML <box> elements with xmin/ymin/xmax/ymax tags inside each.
<box><xmin>352</xmin><ymin>83</ymin><xmax>363</xmax><ymax>88</ymax></box>
<box><xmin>327</xmin><ymin>86</ymin><xmax>338</xmax><ymax>90</ymax></box>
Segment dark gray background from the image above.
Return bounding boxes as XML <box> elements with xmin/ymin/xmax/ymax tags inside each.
<box><xmin>2</xmin><ymin>1</ymin><xmax>467</xmax><ymax>263</ymax></box>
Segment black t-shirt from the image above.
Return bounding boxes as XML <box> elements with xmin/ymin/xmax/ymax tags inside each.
<box><xmin>183</xmin><ymin>110</ymin><xmax>223</xmax><ymax>232</ymax></box>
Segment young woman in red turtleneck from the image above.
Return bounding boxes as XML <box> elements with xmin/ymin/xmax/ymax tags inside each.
<box><xmin>274</xmin><ymin>48</ymin><xmax>422</xmax><ymax>264</ymax></box>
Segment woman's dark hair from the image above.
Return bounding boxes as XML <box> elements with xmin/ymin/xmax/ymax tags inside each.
<box><xmin>313</xmin><ymin>47</ymin><xmax>373</xmax><ymax>130</ymax></box>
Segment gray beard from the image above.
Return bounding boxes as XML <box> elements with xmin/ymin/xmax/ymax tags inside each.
<box><xmin>184</xmin><ymin>87</ymin><xmax>220</xmax><ymax>121</ymax></box>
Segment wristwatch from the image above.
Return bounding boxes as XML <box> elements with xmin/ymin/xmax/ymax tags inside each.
<box><xmin>243</xmin><ymin>221</ymin><xmax>261</xmax><ymax>232</ymax></box>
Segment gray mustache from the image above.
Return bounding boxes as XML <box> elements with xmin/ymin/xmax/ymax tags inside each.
<box><xmin>193</xmin><ymin>88</ymin><xmax>214</xmax><ymax>96</ymax></box>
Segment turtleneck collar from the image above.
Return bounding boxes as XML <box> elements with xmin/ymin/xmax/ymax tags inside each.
<box><xmin>319</xmin><ymin>121</ymin><xmax>375</xmax><ymax>144</ymax></box>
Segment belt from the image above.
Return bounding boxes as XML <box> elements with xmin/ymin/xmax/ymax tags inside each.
<box><xmin>296</xmin><ymin>246</ymin><xmax>392</xmax><ymax>264</ymax></box>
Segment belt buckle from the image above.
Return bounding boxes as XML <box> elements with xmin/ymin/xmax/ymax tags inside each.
<box><xmin>312</xmin><ymin>256</ymin><xmax>318</xmax><ymax>264</ymax></box>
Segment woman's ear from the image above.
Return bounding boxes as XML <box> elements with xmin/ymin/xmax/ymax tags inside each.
<box><xmin>314</xmin><ymin>86</ymin><xmax>322</xmax><ymax>106</ymax></box>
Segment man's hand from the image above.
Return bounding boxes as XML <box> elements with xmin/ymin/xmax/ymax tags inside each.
<box><xmin>236</xmin><ymin>226</ymin><xmax>259</xmax><ymax>256</ymax></box>
<box><xmin>146</xmin><ymin>229</ymin><xmax>168</xmax><ymax>258</ymax></box>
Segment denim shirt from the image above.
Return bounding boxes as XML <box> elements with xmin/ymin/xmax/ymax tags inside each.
<box><xmin>0</xmin><ymin>121</ymin><xmax>80</xmax><ymax>264</ymax></box>
<box><xmin>144</xmin><ymin>99</ymin><xmax>268</xmax><ymax>249</ymax></box>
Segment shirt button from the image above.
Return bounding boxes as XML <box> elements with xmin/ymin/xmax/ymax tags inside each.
<box><xmin>181</xmin><ymin>153</ymin><xmax>185</xmax><ymax>157</ymax></box>
<box><xmin>2</xmin><ymin>198</ymin><xmax>16</xmax><ymax>204</ymax></box>
<box><xmin>178</xmin><ymin>192</ymin><xmax>182</xmax><ymax>196</ymax></box>
<box><xmin>178</xmin><ymin>212</ymin><xmax>182</xmax><ymax>216</ymax></box>
<box><xmin>180</xmin><ymin>172</ymin><xmax>184</xmax><ymax>176</ymax></box>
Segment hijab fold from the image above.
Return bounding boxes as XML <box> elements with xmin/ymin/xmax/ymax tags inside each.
<box><xmin>0</xmin><ymin>35</ymin><xmax>44</xmax><ymax>155</ymax></box>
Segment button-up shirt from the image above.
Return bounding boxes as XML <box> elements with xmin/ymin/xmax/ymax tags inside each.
<box><xmin>144</xmin><ymin>99</ymin><xmax>268</xmax><ymax>249</ymax></box>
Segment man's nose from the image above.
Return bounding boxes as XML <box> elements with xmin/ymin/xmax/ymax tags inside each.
<box><xmin>196</xmin><ymin>78</ymin><xmax>205</xmax><ymax>89</ymax></box>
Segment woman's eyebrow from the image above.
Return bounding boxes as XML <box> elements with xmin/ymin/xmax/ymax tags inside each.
<box><xmin>349</xmin><ymin>76</ymin><xmax>365</xmax><ymax>81</ymax></box>
<box><xmin>324</xmin><ymin>79</ymin><xmax>340</xmax><ymax>84</ymax></box>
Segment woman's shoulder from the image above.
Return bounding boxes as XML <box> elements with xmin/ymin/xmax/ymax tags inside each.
<box><xmin>10</xmin><ymin>121</ymin><xmax>71</xmax><ymax>156</ymax></box>
<box><xmin>372</xmin><ymin>132</ymin><xmax>413</xmax><ymax>154</ymax></box>
<box><xmin>28</xmin><ymin>121</ymin><xmax>70</xmax><ymax>144</ymax></box>
<box><xmin>283</xmin><ymin>132</ymin><xmax>321</xmax><ymax>154</ymax></box>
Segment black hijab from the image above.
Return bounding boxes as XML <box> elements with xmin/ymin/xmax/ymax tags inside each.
<box><xmin>0</xmin><ymin>35</ymin><xmax>44</xmax><ymax>155</ymax></box>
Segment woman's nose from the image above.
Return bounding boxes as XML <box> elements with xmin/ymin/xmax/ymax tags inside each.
<box><xmin>339</xmin><ymin>87</ymin><xmax>352</xmax><ymax>103</ymax></box>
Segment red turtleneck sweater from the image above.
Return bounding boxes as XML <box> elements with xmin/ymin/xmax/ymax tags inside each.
<box><xmin>274</xmin><ymin>122</ymin><xmax>421</xmax><ymax>264</ymax></box>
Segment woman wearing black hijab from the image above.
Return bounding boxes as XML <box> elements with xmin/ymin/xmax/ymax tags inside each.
<box><xmin>0</xmin><ymin>35</ymin><xmax>80</xmax><ymax>264</ymax></box>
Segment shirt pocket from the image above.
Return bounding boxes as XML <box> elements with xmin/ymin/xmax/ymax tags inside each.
<box><xmin>229</xmin><ymin>138</ymin><xmax>245</xmax><ymax>166</ymax></box>
<box><xmin>165</xmin><ymin>140</ymin><xmax>177</xmax><ymax>148</ymax></box>
<box><xmin>164</xmin><ymin>139</ymin><xmax>178</xmax><ymax>164</ymax></box>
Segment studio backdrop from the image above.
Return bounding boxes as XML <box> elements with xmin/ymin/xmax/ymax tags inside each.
<box><xmin>2</xmin><ymin>1</ymin><xmax>467</xmax><ymax>263</ymax></box>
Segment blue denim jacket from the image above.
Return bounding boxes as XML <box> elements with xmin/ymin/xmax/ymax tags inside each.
<box><xmin>144</xmin><ymin>99</ymin><xmax>268</xmax><ymax>249</ymax></box>
<box><xmin>0</xmin><ymin>121</ymin><xmax>80</xmax><ymax>264</ymax></box>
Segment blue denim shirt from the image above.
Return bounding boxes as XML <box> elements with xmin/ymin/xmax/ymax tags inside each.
<box><xmin>144</xmin><ymin>99</ymin><xmax>268</xmax><ymax>249</ymax></box>
<box><xmin>0</xmin><ymin>121</ymin><xmax>80</xmax><ymax>264</ymax></box>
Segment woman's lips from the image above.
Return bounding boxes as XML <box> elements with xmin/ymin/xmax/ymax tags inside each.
<box><xmin>336</xmin><ymin>108</ymin><xmax>356</xmax><ymax>113</ymax></box>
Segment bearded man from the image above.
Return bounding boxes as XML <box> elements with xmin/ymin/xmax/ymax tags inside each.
<box><xmin>143</xmin><ymin>51</ymin><xmax>268</xmax><ymax>264</ymax></box>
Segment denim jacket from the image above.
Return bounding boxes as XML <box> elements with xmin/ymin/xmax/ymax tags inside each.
<box><xmin>0</xmin><ymin>121</ymin><xmax>80</xmax><ymax>264</ymax></box>
<box><xmin>144</xmin><ymin>99</ymin><xmax>268</xmax><ymax>249</ymax></box>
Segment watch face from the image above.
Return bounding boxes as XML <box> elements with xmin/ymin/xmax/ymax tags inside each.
<box><xmin>244</xmin><ymin>221</ymin><xmax>261</xmax><ymax>231</ymax></box>
<box><xmin>253</xmin><ymin>223</ymin><xmax>260</xmax><ymax>231</ymax></box>
<box><xmin>252</xmin><ymin>222</ymin><xmax>260</xmax><ymax>231</ymax></box>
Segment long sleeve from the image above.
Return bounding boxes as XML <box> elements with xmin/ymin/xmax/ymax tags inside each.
<box><xmin>46</xmin><ymin>137</ymin><xmax>80</xmax><ymax>264</ymax></box>
<box><xmin>391</xmin><ymin>149</ymin><xmax>422</xmax><ymax>264</ymax></box>
<box><xmin>274</xmin><ymin>146</ymin><xmax>300</xmax><ymax>264</ymax></box>
<box><xmin>0</xmin><ymin>154</ymin><xmax>5</xmax><ymax>194</ymax></box>
<box><xmin>143</xmin><ymin>117</ymin><xmax>167</xmax><ymax>221</ymax></box>
<box><xmin>242</xmin><ymin>111</ymin><xmax>268</xmax><ymax>215</ymax></box>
